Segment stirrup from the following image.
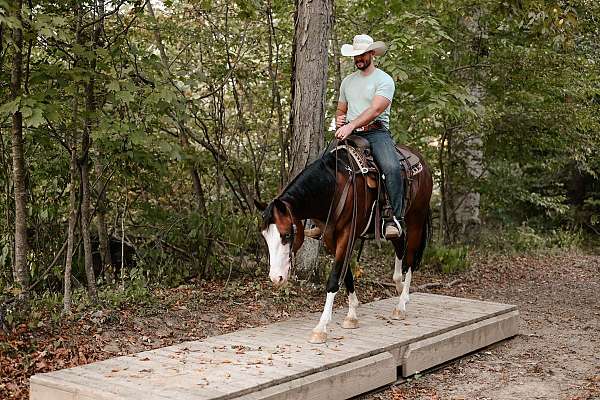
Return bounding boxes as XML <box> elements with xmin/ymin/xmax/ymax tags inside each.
<box><xmin>384</xmin><ymin>222</ymin><xmax>401</xmax><ymax>240</ymax></box>
<box><xmin>383</xmin><ymin>217</ymin><xmax>404</xmax><ymax>240</ymax></box>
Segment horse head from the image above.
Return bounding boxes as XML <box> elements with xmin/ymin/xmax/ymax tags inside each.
<box><xmin>255</xmin><ymin>199</ymin><xmax>304</xmax><ymax>287</ymax></box>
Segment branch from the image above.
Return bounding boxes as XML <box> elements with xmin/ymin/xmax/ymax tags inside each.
<box><xmin>363</xmin><ymin>278</ymin><xmax>462</xmax><ymax>291</ymax></box>
<box><xmin>77</xmin><ymin>0</ymin><xmax>128</xmax><ymax>34</ymax></box>
<box><xmin>449</xmin><ymin>63</ymin><xmax>492</xmax><ymax>74</ymax></box>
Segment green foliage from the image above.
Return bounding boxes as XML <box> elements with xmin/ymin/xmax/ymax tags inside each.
<box><xmin>478</xmin><ymin>223</ymin><xmax>586</xmax><ymax>254</ymax></box>
<box><xmin>423</xmin><ymin>244</ymin><xmax>470</xmax><ymax>274</ymax></box>
<box><xmin>0</xmin><ymin>0</ymin><xmax>598</xmax><ymax>305</ymax></box>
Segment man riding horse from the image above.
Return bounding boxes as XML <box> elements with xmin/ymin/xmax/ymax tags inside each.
<box><xmin>256</xmin><ymin>34</ymin><xmax>433</xmax><ymax>344</ymax></box>
<box><xmin>310</xmin><ymin>34</ymin><xmax>406</xmax><ymax>239</ymax></box>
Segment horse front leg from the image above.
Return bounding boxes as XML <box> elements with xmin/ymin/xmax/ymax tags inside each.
<box><xmin>342</xmin><ymin>266</ymin><xmax>360</xmax><ymax>329</ymax></box>
<box><xmin>308</xmin><ymin>232</ymin><xmax>349</xmax><ymax>344</ymax></box>
<box><xmin>392</xmin><ymin>257</ymin><xmax>412</xmax><ymax>320</ymax></box>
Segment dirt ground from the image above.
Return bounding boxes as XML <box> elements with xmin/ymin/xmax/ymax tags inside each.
<box><xmin>361</xmin><ymin>251</ymin><xmax>600</xmax><ymax>400</ymax></box>
<box><xmin>1</xmin><ymin>248</ymin><xmax>599</xmax><ymax>399</ymax></box>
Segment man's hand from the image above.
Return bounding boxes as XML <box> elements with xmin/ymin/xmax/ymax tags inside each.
<box><xmin>335</xmin><ymin>123</ymin><xmax>354</xmax><ymax>140</ymax></box>
<box><xmin>335</xmin><ymin>114</ymin><xmax>346</xmax><ymax>129</ymax></box>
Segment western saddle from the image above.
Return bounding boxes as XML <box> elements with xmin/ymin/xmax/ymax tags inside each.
<box><xmin>305</xmin><ymin>135</ymin><xmax>424</xmax><ymax>240</ymax></box>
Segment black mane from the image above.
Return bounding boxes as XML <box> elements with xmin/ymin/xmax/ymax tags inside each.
<box><xmin>260</xmin><ymin>151</ymin><xmax>351</xmax><ymax>226</ymax></box>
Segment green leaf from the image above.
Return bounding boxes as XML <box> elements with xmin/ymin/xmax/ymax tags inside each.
<box><xmin>116</xmin><ymin>90</ymin><xmax>135</xmax><ymax>104</ymax></box>
<box><xmin>0</xmin><ymin>98</ymin><xmax>21</xmax><ymax>115</ymax></box>
<box><xmin>24</xmin><ymin>108</ymin><xmax>44</xmax><ymax>128</ymax></box>
<box><xmin>107</xmin><ymin>80</ymin><xmax>120</xmax><ymax>92</ymax></box>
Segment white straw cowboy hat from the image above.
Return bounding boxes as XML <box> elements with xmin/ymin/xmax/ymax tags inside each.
<box><xmin>341</xmin><ymin>34</ymin><xmax>387</xmax><ymax>57</ymax></box>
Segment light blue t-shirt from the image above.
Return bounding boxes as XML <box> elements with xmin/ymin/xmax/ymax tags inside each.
<box><xmin>339</xmin><ymin>68</ymin><xmax>395</xmax><ymax>128</ymax></box>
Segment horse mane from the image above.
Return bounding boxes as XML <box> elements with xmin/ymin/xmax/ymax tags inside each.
<box><xmin>261</xmin><ymin>151</ymin><xmax>348</xmax><ymax>225</ymax></box>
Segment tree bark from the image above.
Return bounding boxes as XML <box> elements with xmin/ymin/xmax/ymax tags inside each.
<box><xmin>80</xmin><ymin>2</ymin><xmax>102</xmax><ymax>301</ymax></box>
<box><xmin>446</xmin><ymin>8</ymin><xmax>487</xmax><ymax>243</ymax></box>
<box><xmin>63</xmin><ymin>126</ymin><xmax>78</xmax><ymax>313</ymax></box>
<box><xmin>95</xmin><ymin>161</ymin><xmax>112</xmax><ymax>282</ymax></box>
<box><xmin>289</xmin><ymin>0</ymin><xmax>332</xmax><ymax>281</ymax></box>
<box><xmin>266</xmin><ymin>0</ymin><xmax>287</xmax><ymax>187</ymax></box>
<box><xmin>10</xmin><ymin>0</ymin><xmax>29</xmax><ymax>299</ymax></box>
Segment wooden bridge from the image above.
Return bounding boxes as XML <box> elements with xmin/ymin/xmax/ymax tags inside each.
<box><xmin>30</xmin><ymin>293</ymin><xmax>519</xmax><ymax>400</ymax></box>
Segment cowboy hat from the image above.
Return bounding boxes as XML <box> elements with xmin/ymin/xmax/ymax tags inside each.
<box><xmin>341</xmin><ymin>34</ymin><xmax>386</xmax><ymax>57</ymax></box>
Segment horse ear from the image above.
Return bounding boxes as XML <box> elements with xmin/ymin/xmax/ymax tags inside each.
<box><xmin>253</xmin><ymin>199</ymin><xmax>267</xmax><ymax>211</ymax></box>
<box><xmin>273</xmin><ymin>199</ymin><xmax>288</xmax><ymax>215</ymax></box>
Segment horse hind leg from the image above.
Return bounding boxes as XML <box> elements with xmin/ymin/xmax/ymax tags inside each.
<box><xmin>392</xmin><ymin>257</ymin><xmax>412</xmax><ymax>320</ymax></box>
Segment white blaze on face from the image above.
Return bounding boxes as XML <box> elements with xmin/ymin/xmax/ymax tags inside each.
<box><xmin>262</xmin><ymin>224</ymin><xmax>290</xmax><ymax>285</ymax></box>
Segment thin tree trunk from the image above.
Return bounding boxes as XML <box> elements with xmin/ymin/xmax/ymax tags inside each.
<box><xmin>10</xmin><ymin>0</ymin><xmax>29</xmax><ymax>299</ymax></box>
<box><xmin>95</xmin><ymin>161</ymin><xmax>112</xmax><ymax>282</ymax></box>
<box><xmin>64</xmin><ymin>6</ymin><xmax>83</xmax><ymax>312</ymax></box>
<box><xmin>80</xmin><ymin>2</ymin><xmax>101</xmax><ymax>301</ymax></box>
<box><xmin>450</xmin><ymin>9</ymin><xmax>486</xmax><ymax>243</ymax></box>
<box><xmin>289</xmin><ymin>0</ymin><xmax>332</xmax><ymax>281</ymax></box>
<box><xmin>63</xmin><ymin>131</ymin><xmax>78</xmax><ymax>313</ymax></box>
<box><xmin>266</xmin><ymin>0</ymin><xmax>287</xmax><ymax>187</ymax></box>
<box><xmin>146</xmin><ymin>1</ymin><xmax>208</xmax><ymax>215</ymax></box>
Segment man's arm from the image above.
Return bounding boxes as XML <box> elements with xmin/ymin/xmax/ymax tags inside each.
<box><xmin>335</xmin><ymin>95</ymin><xmax>390</xmax><ymax>139</ymax></box>
<box><xmin>336</xmin><ymin>101</ymin><xmax>348</xmax><ymax>128</ymax></box>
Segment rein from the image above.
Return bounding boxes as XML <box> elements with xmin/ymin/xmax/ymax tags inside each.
<box><xmin>316</xmin><ymin>139</ymin><xmax>369</xmax><ymax>288</ymax></box>
<box><xmin>281</xmin><ymin>138</ymin><xmax>369</xmax><ymax>285</ymax></box>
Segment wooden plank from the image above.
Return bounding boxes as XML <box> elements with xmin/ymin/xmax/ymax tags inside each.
<box><xmin>402</xmin><ymin>310</ymin><xmax>520</xmax><ymax>376</ymax></box>
<box><xmin>30</xmin><ymin>294</ymin><xmax>519</xmax><ymax>400</ymax></box>
<box><xmin>235</xmin><ymin>352</ymin><xmax>396</xmax><ymax>400</ymax></box>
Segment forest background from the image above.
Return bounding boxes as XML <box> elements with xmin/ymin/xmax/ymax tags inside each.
<box><xmin>1</xmin><ymin>0</ymin><xmax>599</xmax><ymax>319</ymax></box>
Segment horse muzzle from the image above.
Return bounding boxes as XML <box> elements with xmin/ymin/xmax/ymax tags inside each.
<box><xmin>270</xmin><ymin>274</ymin><xmax>288</xmax><ymax>288</ymax></box>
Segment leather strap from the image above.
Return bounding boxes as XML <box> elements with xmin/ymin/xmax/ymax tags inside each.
<box><xmin>334</xmin><ymin>171</ymin><xmax>353</xmax><ymax>221</ymax></box>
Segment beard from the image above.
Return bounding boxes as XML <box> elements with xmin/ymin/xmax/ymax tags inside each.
<box><xmin>355</xmin><ymin>56</ymin><xmax>372</xmax><ymax>70</ymax></box>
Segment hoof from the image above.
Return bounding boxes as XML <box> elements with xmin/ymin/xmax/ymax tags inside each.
<box><xmin>391</xmin><ymin>308</ymin><xmax>406</xmax><ymax>320</ymax></box>
<box><xmin>342</xmin><ymin>317</ymin><xmax>359</xmax><ymax>329</ymax></box>
<box><xmin>308</xmin><ymin>331</ymin><xmax>327</xmax><ymax>344</ymax></box>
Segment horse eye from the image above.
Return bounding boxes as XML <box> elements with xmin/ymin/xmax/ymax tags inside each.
<box><xmin>281</xmin><ymin>233</ymin><xmax>292</xmax><ymax>244</ymax></box>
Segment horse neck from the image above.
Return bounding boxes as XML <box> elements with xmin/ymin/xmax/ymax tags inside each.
<box><xmin>279</xmin><ymin>161</ymin><xmax>336</xmax><ymax>221</ymax></box>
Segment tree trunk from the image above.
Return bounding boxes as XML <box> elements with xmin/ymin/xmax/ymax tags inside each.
<box><xmin>266</xmin><ymin>0</ymin><xmax>287</xmax><ymax>187</ymax></box>
<box><xmin>63</xmin><ymin>133</ymin><xmax>78</xmax><ymax>313</ymax></box>
<box><xmin>10</xmin><ymin>0</ymin><xmax>29</xmax><ymax>299</ymax></box>
<box><xmin>289</xmin><ymin>0</ymin><xmax>332</xmax><ymax>281</ymax></box>
<box><xmin>80</xmin><ymin>2</ymin><xmax>102</xmax><ymax>301</ymax></box>
<box><xmin>446</xmin><ymin>8</ymin><xmax>487</xmax><ymax>243</ymax></box>
<box><xmin>94</xmin><ymin>161</ymin><xmax>112</xmax><ymax>282</ymax></box>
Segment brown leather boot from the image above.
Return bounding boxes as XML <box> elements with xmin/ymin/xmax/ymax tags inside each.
<box><xmin>384</xmin><ymin>221</ymin><xmax>401</xmax><ymax>239</ymax></box>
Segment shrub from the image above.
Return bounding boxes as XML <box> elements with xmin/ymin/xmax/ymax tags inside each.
<box><xmin>423</xmin><ymin>244</ymin><xmax>469</xmax><ymax>274</ymax></box>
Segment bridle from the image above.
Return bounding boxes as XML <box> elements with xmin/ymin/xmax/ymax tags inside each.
<box><xmin>287</xmin><ymin>222</ymin><xmax>297</xmax><ymax>276</ymax></box>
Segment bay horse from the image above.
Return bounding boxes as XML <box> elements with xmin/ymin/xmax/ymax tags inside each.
<box><xmin>255</xmin><ymin>139</ymin><xmax>433</xmax><ymax>343</ymax></box>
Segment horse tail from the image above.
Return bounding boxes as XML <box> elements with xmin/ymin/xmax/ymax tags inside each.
<box><xmin>413</xmin><ymin>207</ymin><xmax>432</xmax><ymax>271</ymax></box>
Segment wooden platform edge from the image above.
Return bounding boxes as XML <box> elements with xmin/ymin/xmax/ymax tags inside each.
<box><xmin>30</xmin><ymin>374</ymin><xmax>125</xmax><ymax>400</ymax></box>
<box><xmin>234</xmin><ymin>352</ymin><xmax>397</xmax><ymax>400</ymax></box>
<box><xmin>401</xmin><ymin>309</ymin><xmax>520</xmax><ymax>377</ymax></box>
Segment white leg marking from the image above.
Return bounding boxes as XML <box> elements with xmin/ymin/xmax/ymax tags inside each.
<box><xmin>398</xmin><ymin>267</ymin><xmax>412</xmax><ymax>312</ymax></box>
<box><xmin>393</xmin><ymin>257</ymin><xmax>403</xmax><ymax>294</ymax></box>
<box><xmin>313</xmin><ymin>292</ymin><xmax>336</xmax><ymax>333</ymax></box>
<box><xmin>346</xmin><ymin>292</ymin><xmax>359</xmax><ymax>321</ymax></box>
<box><xmin>392</xmin><ymin>258</ymin><xmax>411</xmax><ymax>319</ymax></box>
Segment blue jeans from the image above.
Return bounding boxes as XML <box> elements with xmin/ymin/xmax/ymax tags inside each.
<box><xmin>360</xmin><ymin>128</ymin><xmax>405</xmax><ymax>222</ymax></box>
